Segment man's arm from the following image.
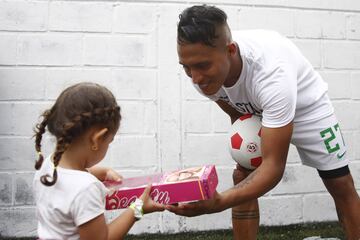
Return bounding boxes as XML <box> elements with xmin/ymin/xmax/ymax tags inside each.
<box><xmin>166</xmin><ymin>101</ymin><xmax>293</xmax><ymax>216</ymax></box>
<box><xmin>215</xmin><ymin>100</ymin><xmax>243</xmax><ymax>124</ymax></box>
<box><xmin>218</xmin><ymin>122</ymin><xmax>292</xmax><ymax>210</ymax></box>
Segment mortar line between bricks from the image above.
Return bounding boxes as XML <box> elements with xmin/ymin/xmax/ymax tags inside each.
<box><xmin>0</xmin><ymin>99</ymin><xmax>157</xmax><ymax>103</ymax></box>
<box><xmin>1</xmin><ymin>30</ymin><xmax>360</xmax><ymax>43</ymax></box>
<box><xmin>0</xmin><ymin>64</ymin><xmax>159</xmax><ymax>69</ymax></box>
<box><xmin>59</xmin><ymin>0</ymin><xmax>360</xmax><ymax>13</ymax></box>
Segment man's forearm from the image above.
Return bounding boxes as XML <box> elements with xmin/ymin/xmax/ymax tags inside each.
<box><xmin>219</xmin><ymin>163</ymin><xmax>284</xmax><ymax>210</ymax></box>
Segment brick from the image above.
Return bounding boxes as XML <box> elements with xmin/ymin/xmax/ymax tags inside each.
<box><xmin>269</xmin><ymin>165</ymin><xmax>326</xmax><ymax>195</ymax></box>
<box><xmin>157</xmin><ymin>4</ymin><xmax>184</xmax><ymax>170</ymax></box>
<box><xmin>303</xmin><ymin>194</ymin><xmax>338</xmax><ymax>222</ymax></box>
<box><xmin>109</xmin><ymin>136</ymin><xmax>157</xmax><ymax>168</ymax></box>
<box><xmin>342</xmin><ymin>131</ymin><xmax>355</xmax><ymax>161</ymax></box>
<box><xmin>212</xmin><ymin>104</ymin><xmax>231</xmax><ymax>133</ymax></box>
<box><xmin>0</xmin><ymin>207</ymin><xmax>37</xmax><ymax>237</ymax></box>
<box><xmin>218</xmin><ymin>5</ymin><xmax>240</xmax><ymax>30</ymax></box>
<box><xmin>0</xmin><ymin>68</ymin><xmax>46</xmax><ymax>100</ymax></box>
<box><xmin>160</xmin><ymin>211</ymin><xmax>182</xmax><ymax>233</ymax></box>
<box><xmin>0</xmin><ymin>34</ymin><xmax>17</xmax><ymax>65</ymax></box>
<box><xmin>112</xmin><ymin>69</ymin><xmax>157</xmax><ymax>99</ymax></box>
<box><xmin>49</xmin><ymin>2</ymin><xmax>112</xmax><ymax>32</ymax></box>
<box><xmin>0</xmin><ymin>137</ymin><xmax>36</xmax><ymax>171</ymax></box>
<box><xmin>0</xmin><ymin>1</ymin><xmax>47</xmax><ymax>31</ymax></box>
<box><xmin>183</xmin><ymin>134</ymin><xmax>232</xmax><ymax>166</ymax></box>
<box><xmin>118</xmin><ymin>101</ymin><xmax>156</xmax><ymax>134</ymax></box>
<box><xmin>143</xmin><ymin>102</ymin><xmax>157</xmax><ymax>135</ymax></box>
<box><xmin>286</xmin><ymin>0</ymin><xmax>360</xmax><ymax>11</ymax></box>
<box><xmin>105</xmin><ymin>210</ymin><xmax>163</xmax><ymax>234</ymax></box>
<box><xmin>145</xmin><ymin>31</ymin><xmax>158</xmax><ymax>67</ymax></box>
<box><xmin>14</xmin><ymin>172</ymin><xmax>34</xmax><ymax>206</ymax></box>
<box><xmin>333</xmin><ymin>101</ymin><xmax>359</xmax><ymax>130</ymax></box>
<box><xmin>349</xmin><ymin>161</ymin><xmax>360</xmax><ymax>189</ymax></box>
<box><xmin>347</xmin><ymin>14</ymin><xmax>360</xmax><ymax>40</ymax></box>
<box><xmin>114</xmin><ymin>3</ymin><xmax>157</xmax><ymax>33</ymax></box>
<box><xmin>259</xmin><ymin>195</ymin><xmax>303</xmax><ymax>225</ymax></box>
<box><xmin>238</xmin><ymin>7</ymin><xmax>294</xmax><ymax>37</ymax></box>
<box><xmin>129</xmin><ymin>212</ymin><xmax>162</xmax><ymax>234</ymax></box>
<box><xmin>0</xmin><ymin>173</ymin><xmax>12</xmax><ymax>206</ymax></box>
<box><xmin>84</xmin><ymin>35</ymin><xmax>146</xmax><ymax>66</ymax></box>
<box><xmin>184</xmin><ymin>102</ymin><xmax>212</xmax><ymax>133</ymax></box>
<box><xmin>183</xmin><ymin>209</ymin><xmax>231</xmax><ymax>231</ymax></box>
<box><xmin>215</xmin><ymin>167</ymin><xmax>238</xmax><ymax>192</ymax></box>
<box><xmin>295</xmin><ymin>11</ymin><xmax>346</xmax><ymax>39</ymax></box>
<box><xmin>17</xmin><ymin>34</ymin><xmax>83</xmax><ymax>66</ymax></box>
<box><xmin>292</xmin><ymin>39</ymin><xmax>321</xmax><ymax>69</ymax></box>
<box><xmin>44</xmin><ymin>68</ymin><xmax>115</xmax><ymax>100</ymax></box>
<box><xmin>0</xmin><ymin>102</ymin><xmax>51</xmax><ymax>136</ymax></box>
<box><xmin>287</xmin><ymin>144</ymin><xmax>301</xmax><ymax>164</ymax></box>
<box><xmin>321</xmin><ymin>11</ymin><xmax>346</xmax><ymax>39</ymax></box>
<box><xmin>351</xmin><ymin>72</ymin><xmax>360</xmax><ymax>99</ymax></box>
<box><xmin>318</xmin><ymin>71</ymin><xmax>351</xmax><ymax>99</ymax></box>
<box><xmin>353</xmin><ymin>132</ymin><xmax>360</xmax><ymax>161</ymax></box>
<box><xmin>323</xmin><ymin>41</ymin><xmax>360</xmax><ymax>69</ymax></box>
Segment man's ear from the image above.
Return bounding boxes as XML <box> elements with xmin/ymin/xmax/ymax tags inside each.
<box><xmin>90</xmin><ymin>128</ymin><xmax>108</xmax><ymax>151</ymax></box>
<box><xmin>227</xmin><ymin>42</ymin><xmax>237</xmax><ymax>56</ymax></box>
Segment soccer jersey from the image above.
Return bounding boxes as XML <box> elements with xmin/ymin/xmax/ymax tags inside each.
<box><xmin>193</xmin><ymin>29</ymin><xmax>334</xmax><ymax>128</ymax></box>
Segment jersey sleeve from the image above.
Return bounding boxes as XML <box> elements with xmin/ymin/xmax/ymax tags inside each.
<box><xmin>255</xmin><ymin>62</ymin><xmax>297</xmax><ymax>128</ymax></box>
<box><xmin>70</xmin><ymin>181</ymin><xmax>107</xmax><ymax>226</ymax></box>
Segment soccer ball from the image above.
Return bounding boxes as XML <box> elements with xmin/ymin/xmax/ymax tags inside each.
<box><xmin>228</xmin><ymin>114</ymin><xmax>262</xmax><ymax>170</ymax></box>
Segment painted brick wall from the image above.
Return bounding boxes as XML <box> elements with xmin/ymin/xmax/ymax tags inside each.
<box><xmin>0</xmin><ymin>0</ymin><xmax>359</xmax><ymax>237</ymax></box>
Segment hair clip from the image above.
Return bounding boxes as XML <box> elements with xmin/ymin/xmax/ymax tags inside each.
<box><xmin>37</xmin><ymin>151</ymin><xmax>43</xmax><ymax>156</ymax></box>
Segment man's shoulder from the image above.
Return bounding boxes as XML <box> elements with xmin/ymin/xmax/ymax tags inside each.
<box><xmin>232</xmin><ymin>29</ymin><xmax>282</xmax><ymax>38</ymax></box>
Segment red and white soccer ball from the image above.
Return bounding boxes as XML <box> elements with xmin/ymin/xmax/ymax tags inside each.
<box><xmin>228</xmin><ymin>114</ymin><xmax>263</xmax><ymax>170</ymax></box>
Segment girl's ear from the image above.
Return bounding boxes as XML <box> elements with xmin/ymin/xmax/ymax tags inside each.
<box><xmin>90</xmin><ymin>128</ymin><xmax>108</xmax><ymax>151</ymax></box>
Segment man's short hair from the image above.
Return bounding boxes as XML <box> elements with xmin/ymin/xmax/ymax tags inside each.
<box><xmin>177</xmin><ymin>5</ymin><xmax>228</xmax><ymax>47</ymax></box>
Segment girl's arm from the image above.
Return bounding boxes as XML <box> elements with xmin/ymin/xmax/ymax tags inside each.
<box><xmin>78</xmin><ymin>208</ymin><xmax>137</xmax><ymax>240</ymax></box>
<box><xmin>78</xmin><ymin>184</ymin><xmax>164</xmax><ymax>240</ymax></box>
<box><xmin>87</xmin><ymin>166</ymin><xmax>122</xmax><ymax>182</ymax></box>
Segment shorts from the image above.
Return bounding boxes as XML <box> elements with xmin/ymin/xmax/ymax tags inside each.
<box><xmin>291</xmin><ymin>113</ymin><xmax>349</xmax><ymax>171</ymax></box>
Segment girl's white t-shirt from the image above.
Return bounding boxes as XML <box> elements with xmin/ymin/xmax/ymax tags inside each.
<box><xmin>193</xmin><ymin>29</ymin><xmax>333</xmax><ymax>128</ymax></box>
<box><xmin>33</xmin><ymin>156</ymin><xmax>109</xmax><ymax>240</ymax></box>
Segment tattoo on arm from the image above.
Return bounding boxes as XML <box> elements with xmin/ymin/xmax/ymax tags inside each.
<box><xmin>232</xmin><ymin>210</ymin><xmax>259</xmax><ymax>219</ymax></box>
<box><xmin>233</xmin><ymin>171</ymin><xmax>258</xmax><ymax>189</ymax></box>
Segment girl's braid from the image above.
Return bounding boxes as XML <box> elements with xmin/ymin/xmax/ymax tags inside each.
<box><xmin>38</xmin><ymin>105</ymin><xmax>120</xmax><ymax>186</ymax></box>
<box><xmin>34</xmin><ymin>110</ymin><xmax>51</xmax><ymax>170</ymax></box>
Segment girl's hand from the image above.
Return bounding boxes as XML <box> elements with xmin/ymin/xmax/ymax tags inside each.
<box><xmin>88</xmin><ymin>166</ymin><xmax>123</xmax><ymax>183</ymax></box>
<box><xmin>140</xmin><ymin>184</ymin><xmax>165</xmax><ymax>214</ymax></box>
<box><xmin>105</xmin><ymin>168</ymin><xmax>123</xmax><ymax>183</ymax></box>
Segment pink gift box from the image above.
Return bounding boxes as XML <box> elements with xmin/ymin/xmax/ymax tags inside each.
<box><xmin>104</xmin><ymin>165</ymin><xmax>218</xmax><ymax>210</ymax></box>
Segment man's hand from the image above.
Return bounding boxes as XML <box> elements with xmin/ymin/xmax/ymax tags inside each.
<box><xmin>165</xmin><ymin>191</ymin><xmax>222</xmax><ymax>217</ymax></box>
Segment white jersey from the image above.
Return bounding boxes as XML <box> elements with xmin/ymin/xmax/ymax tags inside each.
<box><xmin>194</xmin><ymin>30</ymin><xmax>333</xmax><ymax>128</ymax></box>
<box><xmin>33</xmin><ymin>156</ymin><xmax>109</xmax><ymax>240</ymax></box>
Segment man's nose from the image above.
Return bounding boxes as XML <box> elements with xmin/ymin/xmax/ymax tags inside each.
<box><xmin>191</xmin><ymin>70</ymin><xmax>203</xmax><ymax>84</ymax></box>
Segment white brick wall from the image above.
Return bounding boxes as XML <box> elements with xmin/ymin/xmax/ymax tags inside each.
<box><xmin>0</xmin><ymin>0</ymin><xmax>359</xmax><ymax>237</ymax></box>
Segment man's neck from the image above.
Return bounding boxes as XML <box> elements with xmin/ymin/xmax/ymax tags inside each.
<box><xmin>223</xmin><ymin>43</ymin><xmax>242</xmax><ymax>88</ymax></box>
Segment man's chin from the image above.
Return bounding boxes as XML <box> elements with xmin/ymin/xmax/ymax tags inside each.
<box><xmin>201</xmin><ymin>86</ymin><xmax>219</xmax><ymax>96</ymax></box>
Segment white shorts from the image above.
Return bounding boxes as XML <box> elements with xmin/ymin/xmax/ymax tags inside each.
<box><xmin>291</xmin><ymin>113</ymin><xmax>348</xmax><ymax>171</ymax></box>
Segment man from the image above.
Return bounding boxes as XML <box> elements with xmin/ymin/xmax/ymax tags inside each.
<box><xmin>166</xmin><ymin>5</ymin><xmax>360</xmax><ymax>240</ymax></box>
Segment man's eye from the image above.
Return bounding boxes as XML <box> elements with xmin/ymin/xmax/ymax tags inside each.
<box><xmin>183</xmin><ymin>66</ymin><xmax>191</xmax><ymax>75</ymax></box>
<box><xmin>197</xmin><ymin>63</ymin><xmax>210</xmax><ymax>69</ymax></box>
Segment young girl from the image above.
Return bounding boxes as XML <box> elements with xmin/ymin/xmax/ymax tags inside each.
<box><xmin>33</xmin><ymin>82</ymin><xmax>164</xmax><ymax>240</ymax></box>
